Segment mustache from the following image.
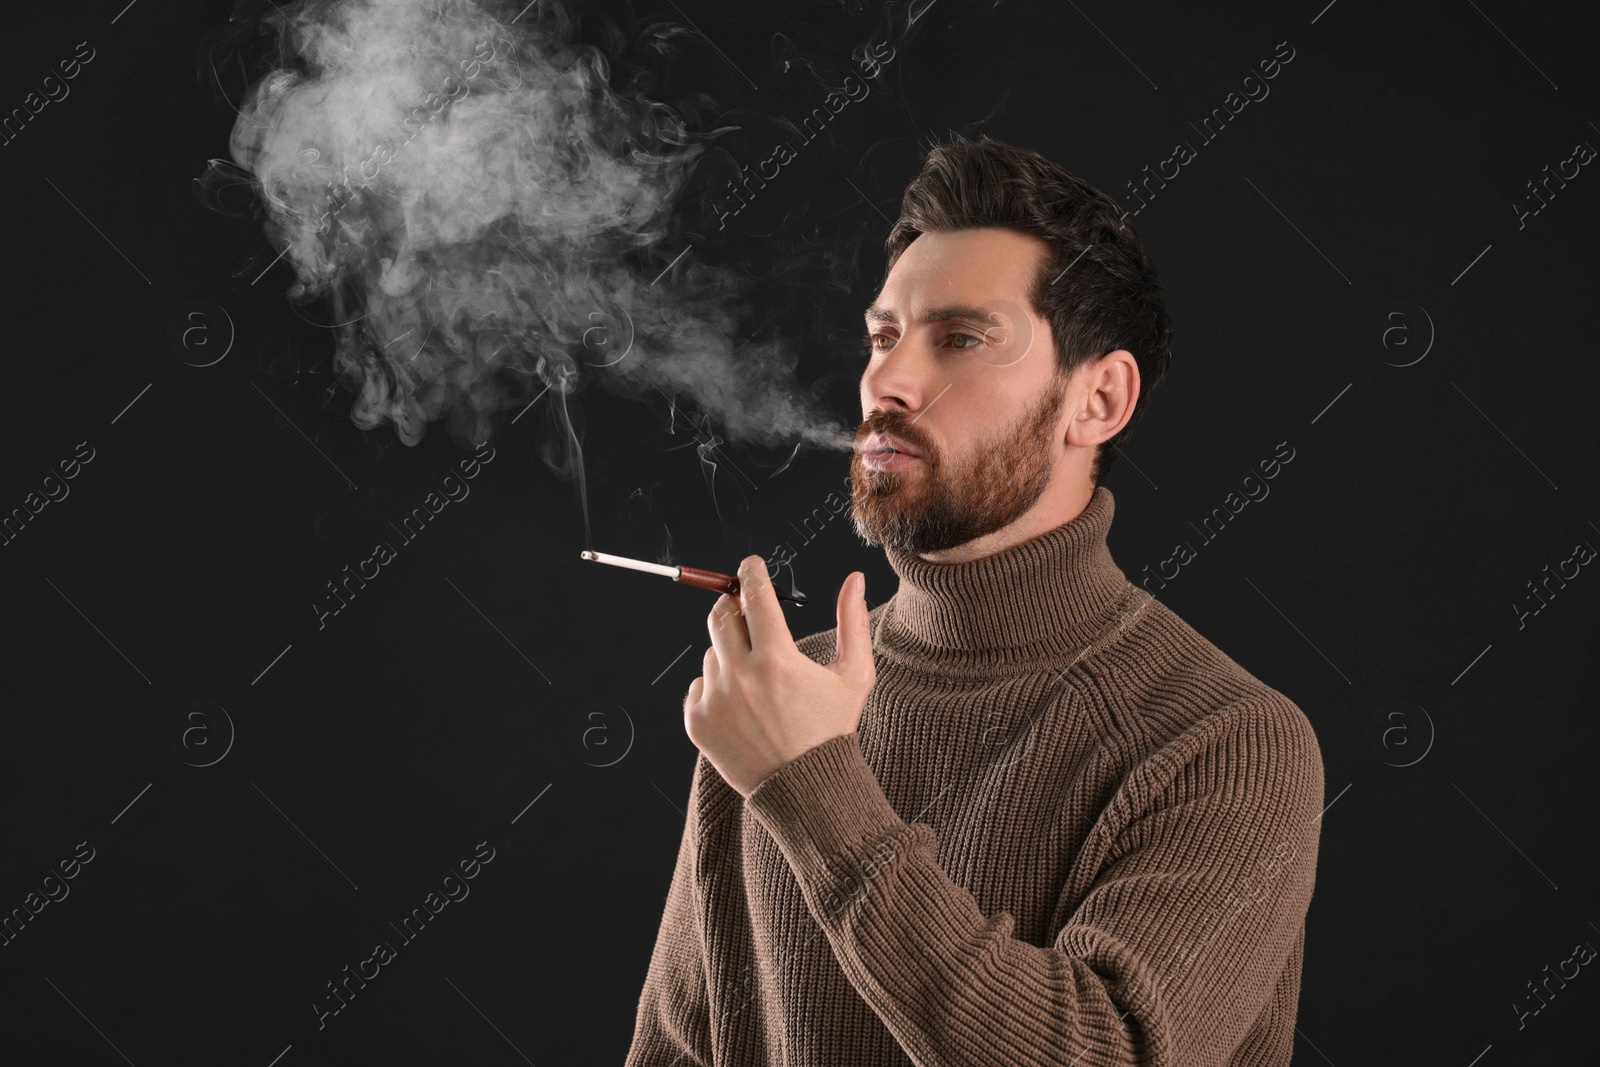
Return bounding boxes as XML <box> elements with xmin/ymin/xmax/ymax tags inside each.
<box><xmin>856</xmin><ymin>415</ymin><xmax>931</xmax><ymax>455</ymax></box>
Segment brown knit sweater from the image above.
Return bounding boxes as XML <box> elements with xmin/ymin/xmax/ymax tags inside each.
<box><xmin>626</xmin><ymin>485</ymin><xmax>1325</xmax><ymax>1066</ymax></box>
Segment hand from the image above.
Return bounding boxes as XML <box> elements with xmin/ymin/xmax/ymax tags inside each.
<box><xmin>683</xmin><ymin>555</ymin><xmax>875</xmax><ymax>799</ymax></box>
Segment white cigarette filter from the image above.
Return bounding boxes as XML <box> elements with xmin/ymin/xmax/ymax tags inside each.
<box><xmin>579</xmin><ymin>550</ymin><xmax>679</xmax><ymax>579</ymax></box>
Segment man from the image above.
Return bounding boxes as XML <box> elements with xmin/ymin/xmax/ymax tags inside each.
<box><xmin>626</xmin><ymin>133</ymin><xmax>1325</xmax><ymax>1066</ymax></box>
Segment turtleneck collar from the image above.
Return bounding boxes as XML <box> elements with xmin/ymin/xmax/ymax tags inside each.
<box><xmin>874</xmin><ymin>485</ymin><xmax>1138</xmax><ymax>674</ymax></box>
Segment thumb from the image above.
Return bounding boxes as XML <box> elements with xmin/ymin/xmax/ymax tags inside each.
<box><xmin>831</xmin><ymin>571</ymin><xmax>873</xmax><ymax>676</ymax></box>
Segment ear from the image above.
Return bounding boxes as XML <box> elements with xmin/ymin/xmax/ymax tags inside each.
<box><xmin>1069</xmin><ymin>350</ymin><xmax>1139</xmax><ymax>448</ymax></box>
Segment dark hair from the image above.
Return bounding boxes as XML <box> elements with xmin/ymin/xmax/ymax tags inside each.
<box><xmin>883</xmin><ymin>133</ymin><xmax>1172</xmax><ymax>487</ymax></box>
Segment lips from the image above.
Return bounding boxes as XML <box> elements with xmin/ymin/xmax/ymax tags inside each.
<box><xmin>861</xmin><ymin>432</ymin><xmax>920</xmax><ymax>458</ymax></box>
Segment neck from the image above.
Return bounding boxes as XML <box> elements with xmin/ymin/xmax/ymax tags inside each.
<box><xmin>876</xmin><ymin>485</ymin><xmax>1141</xmax><ymax>675</ymax></box>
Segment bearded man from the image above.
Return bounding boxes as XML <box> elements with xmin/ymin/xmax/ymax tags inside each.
<box><xmin>628</xmin><ymin>133</ymin><xmax>1325</xmax><ymax>1067</ymax></box>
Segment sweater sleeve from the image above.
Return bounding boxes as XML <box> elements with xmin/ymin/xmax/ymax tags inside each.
<box><xmin>743</xmin><ymin>699</ymin><xmax>1324</xmax><ymax>1067</ymax></box>
<box><xmin>625</xmin><ymin>755</ymin><xmax>715</xmax><ymax>1067</ymax></box>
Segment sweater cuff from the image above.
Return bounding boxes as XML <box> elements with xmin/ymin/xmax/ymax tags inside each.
<box><xmin>745</xmin><ymin>732</ymin><xmax>908</xmax><ymax>893</ymax></box>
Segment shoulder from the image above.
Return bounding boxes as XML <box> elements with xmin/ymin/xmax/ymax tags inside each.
<box><xmin>1079</xmin><ymin>594</ymin><xmax>1324</xmax><ymax>799</ymax></box>
<box><xmin>1185</xmin><ymin>693</ymin><xmax>1324</xmax><ymax>795</ymax></box>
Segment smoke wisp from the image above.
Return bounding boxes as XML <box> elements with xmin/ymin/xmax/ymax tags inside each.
<box><xmin>200</xmin><ymin>0</ymin><xmax>854</xmax><ymax>478</ymax></box>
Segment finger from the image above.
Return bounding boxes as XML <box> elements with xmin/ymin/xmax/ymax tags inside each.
<box><xmin>707</xmin><ymin>592</ymin><xmax>748</xmax><ymax>666</ymax></box>
<box><xmin>702</xmin><ymin>644</ymin><xmax>719</xmax><ymax>678</ymax></box>
<box><xmin>736</xmin><ymin>555</ymin><xmax>797</xmax><ymax>654</ymax></box>
<box><xmin>683</xmin><ymin>675</ymin><xmax>704</xmax><ymax>716</ymax></box>
<box><xmin>830</xmin><ymin>571</ymin><xmax>873</xmax><ymax>678</ymax></box>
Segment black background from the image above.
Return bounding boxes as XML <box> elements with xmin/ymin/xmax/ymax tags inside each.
<box><xmin>2</xmin><ymin>0</ymin><xmax>1596</xmax><ymax>1063</ymax></box>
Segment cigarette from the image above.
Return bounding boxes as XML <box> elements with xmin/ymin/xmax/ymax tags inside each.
<box><xmin>579</xmin><ymin>550</ymin><xmax>808</xmax><ymax>606</ymax></box>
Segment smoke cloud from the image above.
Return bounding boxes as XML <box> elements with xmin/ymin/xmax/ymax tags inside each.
<box><xmin>200</xmin><ymin>0</ymin><xmax>854</xmax><ymax>478</ymax></box>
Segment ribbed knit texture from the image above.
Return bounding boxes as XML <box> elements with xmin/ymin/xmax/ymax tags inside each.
<box><xmin>626</xmin><ymin>485</ymin><xmax>1325</xmax><ymax>1067</ymax></box>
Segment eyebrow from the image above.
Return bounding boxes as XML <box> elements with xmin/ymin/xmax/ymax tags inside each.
<box><xmin>864</xmin><ymin>303</ymin><xmax>997</xmax><ymax>326</ymax></box>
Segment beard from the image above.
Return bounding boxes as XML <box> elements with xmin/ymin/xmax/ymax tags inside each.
<box><xmin>849</xmin><ymin>370</ymin><xmax>1069</xmax><ymax>556</ymax></box>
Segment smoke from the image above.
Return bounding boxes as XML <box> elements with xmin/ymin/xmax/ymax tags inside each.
<box><xmin>199</xmin><ymin>0</ymin><xmax>854</xmax><ymax>477</ymax></box>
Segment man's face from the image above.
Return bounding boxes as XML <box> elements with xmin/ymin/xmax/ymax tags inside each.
<box><xmin>851</xmin><ymin>226</ymin><xmax>1072</xmax><ymax>557</ymax></box>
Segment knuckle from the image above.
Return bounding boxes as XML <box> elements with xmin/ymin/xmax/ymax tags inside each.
<box><xmin>749</xmin><ymin>653</ymin><xmax>783</xmax><ymax>684</ymax></box>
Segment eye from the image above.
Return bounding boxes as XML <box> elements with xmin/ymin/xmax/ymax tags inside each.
<box><xmin>860</xmin><ymin>330</ymin><xmax>984</xmax><ymax>355</ymax></box>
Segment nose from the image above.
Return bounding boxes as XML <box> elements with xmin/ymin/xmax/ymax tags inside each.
<box><xmin>861</xmin><ymin>338</ymin><xmax>934</xmax><ymax>419</ymax></box>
